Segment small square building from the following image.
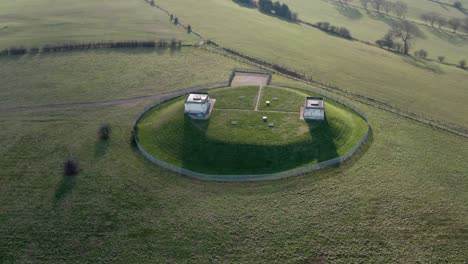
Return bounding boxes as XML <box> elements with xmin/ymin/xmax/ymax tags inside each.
<box><xmin>184</xmin><ymin>92</ymin><xmax>211</xmax><ymax>114</ymax></box>
<box><xmin>303</xmin><ymin>97</ymin><xmax>325</xmax><ymax>120</ymax></box>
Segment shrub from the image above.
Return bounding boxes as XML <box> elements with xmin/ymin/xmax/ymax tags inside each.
<box><xmin>64</xmin><ymin>160</ymin><xmax>80</xmax><ymax>176</ymax></box>
<box><xmin>438</xmin><ymin>56</ymin><xmax>445</xmax><ymax>62</ymax></box>
<box><xmin>459</xmin><ymin>59</ymin><xmax>467</xmax><ymax>69</ymax></box>
<box><xmin>414</xmin><ymin>49</ymin><xmax>428</xmax><ymax>59</ymax></box>
<box><xmin>98</xmin><ymin>125</ymin><xmax>111</xmax><ymax>140</ymax></box>
<box><xmin>454</xmin><ymin>1</ymin><xmax>462</xmax><ymax>9</ymax></box>
<box><xmin>187</xmin><ymin>25</ymin><xmax>192</xmax><ymax>34</ymax></box>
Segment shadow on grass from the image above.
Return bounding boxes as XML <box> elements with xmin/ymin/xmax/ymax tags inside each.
<box><xmin>180</xmin><ymin>115</ymin><xmax>340</xmax><ymax>175</ymax></box>
<box><xmin>95</xmin><ymin>139</ymin><xmax>110</xmax><ymax>158</ymax></box>
<box><xmin>334</xmin><ymin>4</ymin><xmax>363</xmax><ymax>20</ymax></box>
<box><xmin>402</xmin><ymin>56</ymin><xmax>445</xmax><ymax>74</ymax></box>
<box><xmin>427</xmin><ymin>27</ymin><xmax>468</xmax><ymax>46</ymax></box>
<box><xmin>54</xmin><ymin>176</ymin><xmax>76</xmax><ymax>203</ymax></box>
<box><xmin>231</xmin><ymin>0</ymin><xmax>257</xmax><ymax>9</ymax></box>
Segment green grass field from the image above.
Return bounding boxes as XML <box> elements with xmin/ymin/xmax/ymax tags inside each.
<box><xmin>0</xmin><ymin>48</ymin><xmax>246</xmax><ymax>108</ymax></box>
<box><xmin>283</xmin><ymin>0</ymin><xmax>468</xmax><ymax>63</ymax></box>
<box><xmin>211</xmin><ymin>85</ymin><xmax>259</xmax><ymax>110</ymax></box>
<box><xmin>1</xmin><ymin>76</ymin><xmax>467</xmax><ymax>262</ymax></box>
<box><xmin>1</xmin><ymin>0</ymin><xmax>467</xmax><ymax>262</ymax></box>
<box><xmin>0</xmin><ymin>0</ymin><xmax>197</xmax><ymax>49</ymax></box>
<box><xmin>157</xmin><ymin>0</ymin><xmax>468</xmax><ymax>129</ymax></box>
<box><xmin>136</xmin><ymin>86</ymin><xmax>368</xmax><ymax>174</ymax></box>
<box><xmin>258</xmin><ymin>86</ymin><xmax>309</xmax><ymax>111</ymax></box>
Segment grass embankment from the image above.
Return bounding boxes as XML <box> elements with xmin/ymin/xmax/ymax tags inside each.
<box><xmin>157</xmin><ymin>0</ymin><xmax>468</xmax><ymax>128</ymax></box>
<box><xmin>0</xmin><ymin>0</ymin><xmax>197</xmax><ymax>49</ymax></box>
<box><xmin>137</xmin><ymin>86</ymin><xmax>368</xmax><ymax>174</ymax></box>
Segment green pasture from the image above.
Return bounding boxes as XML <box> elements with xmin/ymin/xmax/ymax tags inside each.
<box><xmin>0</xmin><ymin>0</ymin><xmax>197</xmax><ymax>49</ymax></box>
<box><xmin>211</xmin><ymin>85</ymin><xmax>259</xmax><ymax>110</ymax></box>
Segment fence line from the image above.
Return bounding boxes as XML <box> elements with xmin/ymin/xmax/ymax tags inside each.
<box><xmin>133</xmin><ymin>82</ymin><xmax>371</xmax><ymax>181</ymax></box>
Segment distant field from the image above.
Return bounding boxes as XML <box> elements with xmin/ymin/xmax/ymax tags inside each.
<box><xmin>0</xmin><ymin>0</ymin><xmax>197</xmax><ymax>49</ymax></box>
<box><xmin>283</xmin><ymin>0</ymin><xmax>468</xmax><ymax>64</ymax></box>
<box><xmin>0</xmin><ymin>48</ymin><xmax>244</xmax><ymax>108</ymax></box>
<box><xmin>158</xmin><ymin>0</ymin><xmax>468</xmax><ymax>128</ymax></box>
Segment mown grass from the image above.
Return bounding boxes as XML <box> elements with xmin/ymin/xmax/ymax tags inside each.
<box><xmin>136</xmin><ymin>86</ymin><xmax>368</xmax><ymax>174</ymax></box>
<box><xmin>157</xmin><ymin>0</ymin><xmax>468</xmax><ymax>128</ymax></box>
<box><xmin>0</xmin><ymin>0</ymin><xmax>197</xmax><ymax>49</ymax></box>
<box><xmin>0</xmin><ymin>48</ymin><xmax>246</xmax><ymax>107</ymax></box>
<box><xmin>211</xmin><ymin>85</ymin><xmax>259</xmax><ymax>110</ymax></box>
<box><xmin>258</xmin><ymin>86</ymin><xmax>309</xmax><ymax>112</ymax></box>
<box><xmin>1</xmin><ymin>81</ymin><xmax>467</xmax><ymax>262</ymax></box>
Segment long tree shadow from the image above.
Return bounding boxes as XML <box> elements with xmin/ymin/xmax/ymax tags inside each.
<box><xmin>334</xmin><ymin>4</ymin><xmax>363</xmax><ymax>20</ymax></box>
<box><xmin>427</xmin><ymin>27</ymin><xmax>468</xmax><ymax>46</ymax></box>
<box><xmin>54</xmin><ymin>175</ymin><xmax>76</xmax><ymax>203</ymax></box>
<box><xmin>402</xmin><ymin>56</ymin><xmax>445</xmax><ymax>74</ymax></box>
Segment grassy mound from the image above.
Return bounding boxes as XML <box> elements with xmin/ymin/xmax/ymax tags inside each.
<box><xmin>137</xmin><ymin>86</ymin><xmax>368</xmax><ymax>175</ymax></box>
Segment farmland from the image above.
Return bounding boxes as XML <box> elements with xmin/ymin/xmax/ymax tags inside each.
<box><xmin>0</xmin><ymin>0</ymin><xmax>467</xmax><ymax>262</ymax></box>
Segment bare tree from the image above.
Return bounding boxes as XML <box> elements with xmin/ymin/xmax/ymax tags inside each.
<box><xmin>383</xmin><ymin>1</ymin><xmax>394</xmax><ymax>14</ymax></box>
<box><xmin>360</xmin><ymin>0</ymin><xmax>371</xmax><ymax>9</ymax></box>
<box><xmin>394</xmin><ymin>1</ymin><xmax>408</xmax><ymax>18</ymax></box>
<box><xmin>436</xmin><ymin>16</ymin><xmax>447</xmax><ymax>29</ymax></box>
<box><xmin>448</xmin><ymin>18</ymin><xmax>461</xmax><ymax>33</ymax></box>
<box><xmin>391</xmin><ymin>21</ymin><xmax>419</xmax><ymax>54</ymax></box>
<box><xmin>438</xmin><ymin>56</ymin><xmax>445</xmax><ymax>63</ymax></box>
<box><xmin>421</xmin><ymin>12</ymin><xmax>439</xmax><ymax>27</ymax></box>
<box><xmin>463</xmin><ymin>18</ymin><xmax>468</xmax><ymax>33</ymax></box>
<box><xmin>372</xmin><ymin>0</ymin><xmax>384</xmax><ymax>13</ymax></box>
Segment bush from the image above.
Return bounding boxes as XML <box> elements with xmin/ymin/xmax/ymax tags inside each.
<box><xmin>317</xmin><ymin>22</ymin><xmax>352</xmax><ymax>39</ymax></box>
<box><xmin>438</xmin><ymin>56</ymin><xmax>445</xmax><ymax>63</ymax></box>
<box><xmin>459</xmin><ymin>59</ymin><xmax>467</xmax><ymax>69</ymax></box>
<box><xmin>64</xmin><ymin>160</ymin><xmax>80</xmax><ymax>176</ymax></box>
<box><xmin>414</xmin><ymin>49</ymin><xmax>428</xmax><ymax>59</ymax></box>
<box><xmin>98</xmin><ymin>125</ymin><xmax>111</xmax><ymax>140</ymax></box>
<box><xmin>454</xmin><ymin>1</ymin><xmax>462</xmax><ymax>9</ymax></box>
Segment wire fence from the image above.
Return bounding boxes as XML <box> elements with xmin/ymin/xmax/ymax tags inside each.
<box><xmin>133</xmin><ymin>82</ymin><xmax>372</xmax><ymax>181</ymax></box>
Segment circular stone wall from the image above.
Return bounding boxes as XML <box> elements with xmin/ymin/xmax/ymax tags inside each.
<box><xmin>134</xmin><ymin>85</ymin><xmax>370</xmax><ymax>180</ymax></box>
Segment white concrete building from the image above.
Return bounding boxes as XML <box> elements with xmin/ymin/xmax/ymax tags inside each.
<box><xmin>303</xmin><ymin>97</ymin><xmax>325</xmax><ymax>120</ymax></box>
<box><xmin>184</xmin><ymin>92</ymin><xmax>211</xmax><ymax>114</ymax></box>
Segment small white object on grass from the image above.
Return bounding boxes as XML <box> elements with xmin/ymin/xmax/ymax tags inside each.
<box><xmin>268</xmin><ymin>122</ymin><xmax>274</xmax><ymax>127</ymax></box>
<box><xmin>266</xmin><ymin>101</ymin><xmax>270</xmax><ymax>106</ymax></box>
<box><xmin>262</xmin><ymin>116</ymin><xmax>267</xmax><ymax>122</ymax></box>
<box><xmin>231</xmin><ymin>121</ymin><xmax>238</xmax><ymax>125</ymax></box>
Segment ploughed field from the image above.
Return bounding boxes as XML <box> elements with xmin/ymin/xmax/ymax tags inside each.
<box><xmin>136</xmin><ymin>86</ymin><xmax>368</xmax><ymax>175</ymax></box>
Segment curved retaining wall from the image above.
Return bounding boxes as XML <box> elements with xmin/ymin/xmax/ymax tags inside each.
<box><xmin>133</xmin><ymin>82</ymin><xmax>372</xmax><ymax>181</ymax></box>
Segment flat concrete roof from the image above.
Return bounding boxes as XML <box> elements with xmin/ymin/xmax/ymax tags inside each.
<box><xmin>186</xmin><ymin>92</ymin><xmax>209</xmax><ymax>104</ymax></box>
<box><xmin>305</xmin><ymin>97</ymin><xmax>324</xmax><ymax>109</ymax></box>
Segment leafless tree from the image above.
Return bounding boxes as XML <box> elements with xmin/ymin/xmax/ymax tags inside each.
<box><xmin>360</xmin><ymin>0</ymin><xmax>371</xmax><ymax>9</ymax></box>
<box><xmin>421</xmin><ymin>12</ymin><xmax>439</xmax><ymax>27</ymax></box>
<box><xmin>448</xmin><ymin>18</ymin><xmax>461</xmax><ymax>33</ymax></box>
<box><xmin>382</xmin><ymin>1</ymin><xmax>394</xmax><ymax>14</ymax></box>
<box><xmin>394</xmin><ymin>1</ymin><xmax>408</xmax><ymax>18</ymax></box>
<box><xmin>436</xmin><ymin>16</ymin><xmax>447</xmax><ymax>29</ymax></box>
<box><xmin>372</xmin><ymin>0</ymin><xmax>384</xmax><ymax>13</ymax></box>
<box><xmin>391</xmin><ymin>21</ymin><xmax>419</xmax><ymax>54</ymax></box>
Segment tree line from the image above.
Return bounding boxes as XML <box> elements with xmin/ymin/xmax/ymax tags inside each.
<box><xmin>317</xmin><ymin>22</ymin><xmax>352</xmax><ymax>39</ymax></box>
<box><xmin>421</xmin><ymin>12</ymin><xmax>468</xmax><ymax>33</ymax></box>
<box><xmin>235</xmin><ymin>0</ymin><xmax>298</xmax><ymax>21</ymax></box>
<box><xmin>359</xmin><ymin>0</ymin><xmax>408</xmax><ymax>18</ymax></box>
<box><xmin>0</xmin><ymin>40</ymin><xmax>183</xmax><ymax>56</ymax></box>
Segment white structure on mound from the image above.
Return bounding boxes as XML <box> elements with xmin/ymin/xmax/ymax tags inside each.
<box><xmin>303</xmin><ymin>97</ymin><xmax>325</xmax><ymax>120</ymax></box>
<box><xmin>184</xmin><ymin>92</ymin><xmax>211</xmax><ymax>114</ymax></box>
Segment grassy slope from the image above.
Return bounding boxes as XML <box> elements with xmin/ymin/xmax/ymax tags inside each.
<box><xmin>1</xmin><ymin>85</ymin><xmax>467</xmax><ymax>263</ymax></box>
<box><xmin>158</xmin><ymin>0</ymin><xmax>468</xmax><ymax>128</ymax></box>
<box><xmin>137</xmin><ymin>87</ymin><xmax>367</xmax><ymax>174</ymax></box>
<box><xmin>284</xmin><ymin>0</ymin><xmax>468</xmax><ymax>64</ymax></box>
<box><xmin>0</xmin><ymin>0</ymin><xmax>196</xmax><ymax>49</ymax></box>
<box><xmin>0</xmin><ymin>48</ymin><xmax>246</xmax><ymax>107</ymax></box>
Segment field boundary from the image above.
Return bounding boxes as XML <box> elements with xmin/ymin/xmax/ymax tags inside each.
<box><xmin>133</xmin><ymin>82</ymin><xmax>371</xmax><ymax>182</ymax></box>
